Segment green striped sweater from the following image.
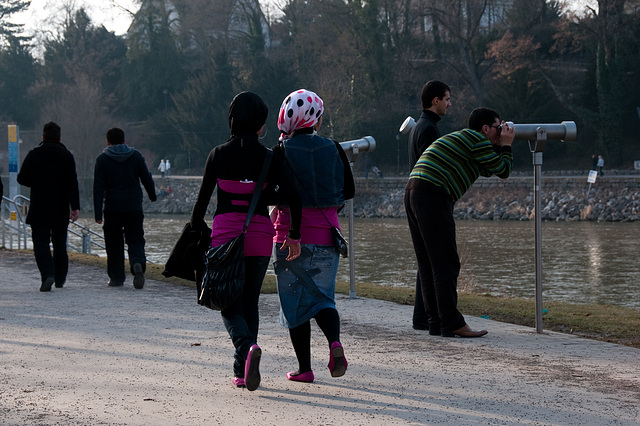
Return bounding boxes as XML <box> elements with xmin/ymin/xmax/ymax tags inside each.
<box><xmin>407</xmin><ymin>128</ymin><xmax>513</xmax><ymax>201</ymax></box>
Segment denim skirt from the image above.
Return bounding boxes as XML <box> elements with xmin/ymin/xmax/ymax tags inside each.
<box><xmin>274</xmin><ymin>244</ymin><xmax>339</xmax><ymax>329</ymax></box>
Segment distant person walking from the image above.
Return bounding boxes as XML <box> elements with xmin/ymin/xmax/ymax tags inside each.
<box><xmin>405</xmin><ymin>107</ymin><xmax>514</xmax><ymax>338</ymax></box>
<box><xmin>407</xmin><ymin>80</ymin><xmax>452</xmax><ymax>331</ymax></box>
<box><xmin>17</xmin><ymin>122</ymin><xmax>80</xmax><ymax>291</ymax></box>
<box><xmin>597</xmin><ymin>155</ymin><xmax>605</xmax><ymax>176</ymax></box>
<box><xmin>591</xmin><ymin>154</ymin><xmax>598</xmax><ymax>171</ymax></box>
<box><xmin>165</xmin><ymin>159</ymin><xmax>171</xmax><ymax>177</ymax></box>
<box><xmin>158</xmin><ymin>159</ymin><xmax>166</xmax><ymax>178</ymax></box>
<box><xmin>93</xmin><ymin>128</ymin><xmax>157</xmax><ymax>288</ymax></box>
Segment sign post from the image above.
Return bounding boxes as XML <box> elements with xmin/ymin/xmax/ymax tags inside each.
<box><xmin>7</xmin><ymin>125</ymin><xmax>20</xmax><ymax>221</ymax></box>
<box><xmin>587</xmin><ymin>170</ymin><xmax>598</xmax><ymax>196</ymax></box>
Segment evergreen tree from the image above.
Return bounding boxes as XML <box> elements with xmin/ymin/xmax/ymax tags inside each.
<box><xmin>0</xmin><ymin>38</ymin><xmax>38</xmax><ymax>126</ymax></box>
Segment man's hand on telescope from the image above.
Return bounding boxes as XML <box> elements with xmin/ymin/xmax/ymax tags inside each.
<box><xmin>498</xmin><ymin>121</ymin><xmax>515</xmax><ymax>147</ymax></box>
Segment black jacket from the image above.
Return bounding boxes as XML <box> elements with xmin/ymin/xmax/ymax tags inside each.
<box><xmin>93</xmin><ymin>144</ymin><xmax>156</xmax><ymax>220</ymax></box>
<box><xmin>17</xmin><ymin>141</ymin><xmax>80</xmax><ymax>226</ymax></box>
<box><xmin>408</xmin><ymin>110</ymin><xmax>441</xmax><ymax>169</ymax></box>
<box><xmin>162</xmin><ymin>221</ymin><xmax>212</xmax><ymax>282</ymax></box>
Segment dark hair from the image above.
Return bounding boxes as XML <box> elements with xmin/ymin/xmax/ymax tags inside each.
<box><xmin>42</xmin><ymin>121</ymin><xmax>61</xmax><ymax>142</ymax></box>
<box><xmin>106</xmin><ymin>128</ymin><xmax>125</xmax><ymax>145</ymax></box>
<box><xmin>228</xmin><ymin>91</ymin><xmax>268</xmax><ymax>136</ymax></box>
<box><xmin>467</xmin><ymin>107</ymin><xmax>500</xmax><ymax>132</ymax></box>
<box><xmin>420</xmin><ymin>80</ymin><xmax>450</xmax><ymax>110</ymax></box>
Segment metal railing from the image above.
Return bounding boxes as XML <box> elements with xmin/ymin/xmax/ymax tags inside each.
<box><xmin>1</xmin><ymin>195</ymin><xmax>30</xmax><ymax>249</ymax></box>
<box><xmin>1</xmin><ymin>195</ymin><xmax>154</xmax><ymax>264</ymax></box>
<box><xmin>67</xmin><ymin>220</ymin><xmax>106</xmax><ymax>254</ymax></box>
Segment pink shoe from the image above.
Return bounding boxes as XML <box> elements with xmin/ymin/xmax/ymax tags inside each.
<box><xmin>286</xmin><ymin>370</ymin><xmax>315</xmax><ymax>383</ymax></box>
<box><xmin>232</xmin><ymin>377</ymin><xmax>245</xmax><ymax>387</ymax></box>
<box><xmin>244</xmin><ymin>344</ymin><xmax>262</xmax><ymax>391</ymax></box>
<box><xmin>327</xmin><ymin>341</ymin><xmax>348</xmax><ymax>377</ymax></box>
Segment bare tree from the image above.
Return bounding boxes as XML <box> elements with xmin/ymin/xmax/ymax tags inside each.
<box><xmin>39</xmin><ymin>73</ymin><xmax>114</xmax><ymax>179</ymax></box>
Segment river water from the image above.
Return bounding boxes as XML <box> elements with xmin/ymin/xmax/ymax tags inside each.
<box><xmin>71</xmin><ymin>215</ymin><xmax>640</xmax><ymax>310</ymax></box>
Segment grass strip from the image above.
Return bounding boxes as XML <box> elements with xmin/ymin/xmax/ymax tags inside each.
<box><xmin>67</xmin><ymin>252</ymin><xmax>640</xmax><ymax>349</ymax></box>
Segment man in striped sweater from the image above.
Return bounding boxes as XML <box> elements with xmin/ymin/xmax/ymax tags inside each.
<box><xmin>404</xmin><ymin>107</ymin><xmax>515</xmax><ymax>338</ymax></box>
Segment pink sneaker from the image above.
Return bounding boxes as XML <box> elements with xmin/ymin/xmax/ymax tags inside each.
<box><xmin>244</xmin><ymin>344</ymin><xmax>262</xmax><ymax>391</ymax></box>
<box><xmin>327</xmin><ymin>341</ymin><xmax>348</xmax><ymax>377</ymax></box>
<box><xmin>232</xmin><ymin>377</ymin><xmax>245</xmax><ymax>387</ymax></box>
<box><xmin>286</xmin><ymin>370</ymin><xmax>315</xmax><ymax>383</ymax></box>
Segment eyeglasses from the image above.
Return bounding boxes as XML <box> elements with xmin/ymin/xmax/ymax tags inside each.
<box><xmin>491</xmin><ymin>124</ymin><xmax>502</xmax><ymax>132</ymax></box>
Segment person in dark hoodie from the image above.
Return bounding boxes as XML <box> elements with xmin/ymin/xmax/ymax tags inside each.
<box><xmin>93</xmin><ymin>127</ymin><xmax>156</xmax><ymax>289</ymax></box>
<box><xmin>17</xmin><ymin>122</ymin><xmax>80</xmax><ymax>292</ymax></box>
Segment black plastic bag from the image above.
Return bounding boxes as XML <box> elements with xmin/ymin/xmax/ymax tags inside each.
<box><xmin>162</xmin><ymin>221</ymin><xmax>211</xmax><ymax>282</ymax></box>
<box><xmin>199</xmin><ymin>234</ymin><xmax>245</xmax><ymax>311</ymax></box>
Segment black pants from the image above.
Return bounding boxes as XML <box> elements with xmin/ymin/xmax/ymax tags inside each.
<box><xmin>31</xmin><ymin>223</ymin><xmax>69</xmax><ymax>285</ymax></box>
<box><xmin>404</xmin><ymin>189</ymin><xmax>466</xmax><ymax>333</ymax></box>
<box><xmin>103</xmin><ymin>211</ymin><xmax>146</xmax><ymax>283</ymax></box>
<box><xmin>412</xmin><ymin>271</ymin><xmax>429</xmax><ymax>328</ymax></box>
<box><xmin>221</xmin><ymin>256</ymin><xmax>270</xmax><ymax>378</ymax></box>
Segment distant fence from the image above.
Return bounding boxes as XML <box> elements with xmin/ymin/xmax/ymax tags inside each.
<box><xmin>354</xmin><ymin>173</ymin><xmax>640</xmax><ymax>192</ymax></box>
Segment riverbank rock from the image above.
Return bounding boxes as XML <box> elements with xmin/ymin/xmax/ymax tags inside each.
<box><xmin>124</xmin><ymin>172</ymin><xmax>640</xmax><ymax>222</ymax></box>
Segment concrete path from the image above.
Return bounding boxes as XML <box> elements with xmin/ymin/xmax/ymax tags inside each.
<box><xmin>1</xmin><ymin>249</ymin><xmax>638</xmax><ymax>425</ymax></box>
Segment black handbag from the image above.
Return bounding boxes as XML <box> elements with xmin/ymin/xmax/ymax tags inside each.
<box><xmin>199</xmin><ymin>233</ymin><xmax>245</xmax><ymax>310</ymax></box>
<box><xmin>332</xmin><ymin>226</ymin><xmax>348</xmax><ymax>258</ymax></box>
<box><xmin>199</xmin><ymin>151</ymin><xmax>272</xmax><ymax>311</ymax></box>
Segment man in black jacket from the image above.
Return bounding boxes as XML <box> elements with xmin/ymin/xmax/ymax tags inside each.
<box><xmin>93</xmin><ymin>128</ymin><xmax>156</xmax><ymax>288</ymax></box>
<box><xmin>408</xmin><ymin>80</ymin><xmax>451</xmax><ymax>331</ymax></box>
<box><xmin>17</xmin><ymin>122</ymin><xmax>80</xmax><ymax>291</ymax></box>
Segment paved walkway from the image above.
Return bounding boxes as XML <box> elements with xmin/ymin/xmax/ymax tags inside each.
<box><xmin>1</xmin><ymin>249</ymin><xmax>638</xmax><ymax>425</ymax></box>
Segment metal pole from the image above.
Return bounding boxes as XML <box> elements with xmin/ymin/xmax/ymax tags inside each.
<box><xmin>533</xmin><ymin>151</ymin><xmax>544</xmax><ymax>333</ymax></box>
<box><xmin>337</xmin><ymin>136</ymin><xmax>376</xmax><ymax>299</ymax></box>
<box><xmin>348</xmin><ymin>198</ymin><xmax>356</xmax><ymax>298</ymax></box>
<box><xmin>395</xmin><ymin>134</ymin><xmax>400</xmax><ymax>175</ymax></box>
<box><xmin>530</xmin><ymin>127</ymin><xmax>547</xmax><ymax>334</ymax></box>
<box><xmin>82</xmin><ymin>230</ymin><xmax>91</xmax><ymax>254</ymax></box>
<box><xmin>348</xmin><ymin>145</ymin><xmax>359</xmax><ymax>298</ymax></box>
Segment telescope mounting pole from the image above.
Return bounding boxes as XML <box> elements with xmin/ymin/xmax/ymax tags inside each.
<box><xmin>529</xmin><ymin>128</ymin><xmax>547</xmax><ymax>334</ymax></box>
<box><xmin>347</xmin><ymin>144</ymin><xmax>359</xmax><ymax>298</ymax></box>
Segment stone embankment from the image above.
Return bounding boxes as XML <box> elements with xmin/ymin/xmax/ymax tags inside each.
<box><xmin>135</xmin><ymin>171</ymin><xmax>640</xmax><ymax>222</ymax></box>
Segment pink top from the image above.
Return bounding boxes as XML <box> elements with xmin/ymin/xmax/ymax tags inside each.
<box><xmin>273</xmin><ymin>207</ymin><xmax>339</xmax><ymax>245</ymax></box>
<box><xmin>211</xmin><ymin>178</ymin><xmax>275</xmax><ymax>257</ymax></box>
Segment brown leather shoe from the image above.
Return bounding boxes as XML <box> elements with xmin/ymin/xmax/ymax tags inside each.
<box><xmin>442</xmin><ymin>324</ymin><xmax>488</xmax><ymax>338</ymax></box>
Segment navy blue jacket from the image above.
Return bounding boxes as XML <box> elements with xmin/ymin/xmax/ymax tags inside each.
<box><xmin>93</xmin><ymin>144</ymin><xmax>156</xmax><ymax>220</ymax></box>
<box><xmin>275</xmin><ymin>133</ymin><xmax>355</xmax><ymax>209</ymax></box>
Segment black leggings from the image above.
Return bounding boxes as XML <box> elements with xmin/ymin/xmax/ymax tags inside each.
<box><xmin>288</xmin><ymin>307</ymin><xmax>340</xmax><ymax>372</ymax></box>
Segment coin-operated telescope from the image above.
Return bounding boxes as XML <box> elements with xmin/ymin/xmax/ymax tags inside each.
<box><xmin>399</xmin><ymin>116</ymin><xmax>578</xmax><ymax>335</ymax></box>
<box><xmin>337</xmin><ymin>135</ymin><xmax>376</xmax><ymax>299</ymax></box>
<box><xmin>339</xmin><ymin>136</ymin><xmax>376</xmax><ymax>162</ymax></box>
<box><xmin>399</xmin><ymin>116</ymin><xmax>577</xmax><ymax>147</ymax></box>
